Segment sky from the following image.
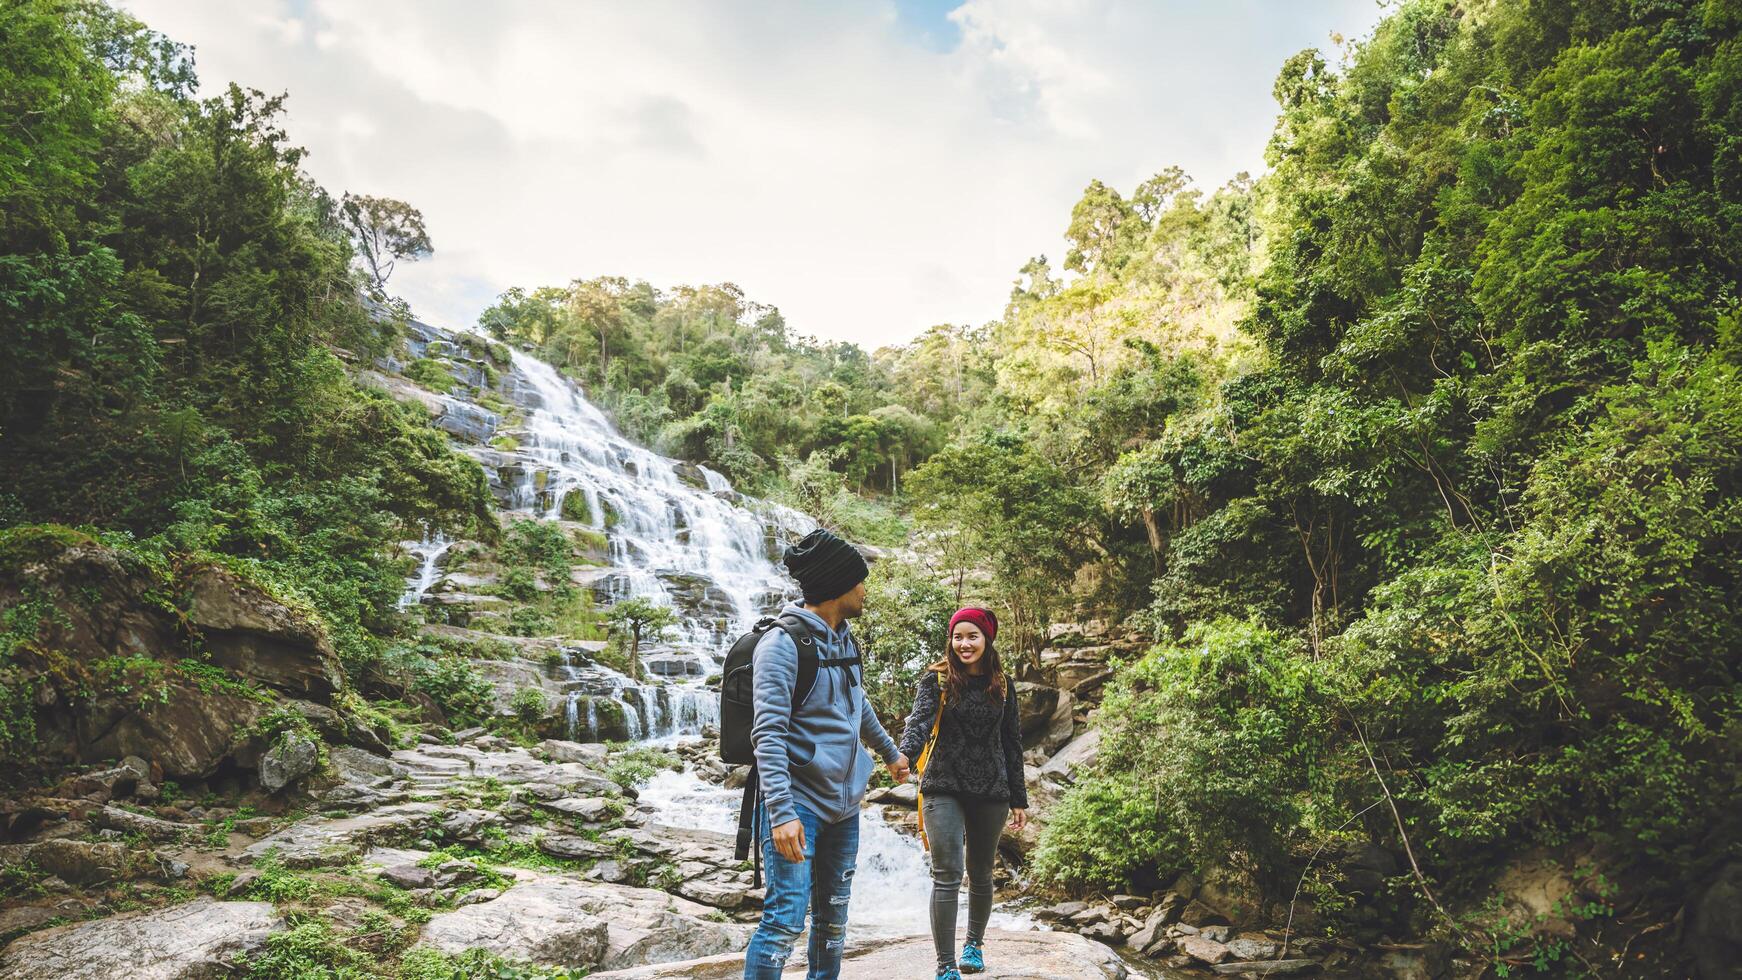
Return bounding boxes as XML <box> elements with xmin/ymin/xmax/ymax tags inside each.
<box><xmin>120</xmin><ymin>0</ymin><xmax>1385</xmax><ymax>349</ymax></box>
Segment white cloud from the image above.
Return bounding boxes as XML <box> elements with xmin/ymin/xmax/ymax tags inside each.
<box><xmin>120</xmin><ymin>0</ymin><xmax>1382</xmax><ymax>348</ymax></box>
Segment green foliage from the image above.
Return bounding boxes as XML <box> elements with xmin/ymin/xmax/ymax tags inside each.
<box><xmin>0</xmin><ymin>1</ymin><xmax>493</xmax><ymax>703</ymax></box>
<box><xmin>245</xmin><ymin>918</ymin><xmax>380</xmax><ymax>978</ymax></box>
<box><xmin>509</xmin><ymin>687</ymin><xmax>548</xmax><ymax>728</ymax></box>
<box><xmin>480</xmin><ymin>281</ymin><xmax>985</xmax><ymax>497</ymax></box>
<box><xmin>1036</xmin><ymin>619</ymin><xmax>1329</xmax><ymax>894</ymax></box>
<box><xmin>500</xmin><ymin>520</ymin><xmax>573</xmax><ymax>581</ymax></box>
<box><xmin>858</xmin><ymin>553</ymin><xmax>956</xmax><ymax>720</ymax></box>
<box><xmin>403</xmin><ymin>357</ymin><xmax>456</xmax><ymax>394</ymax></box>
<box><xmin>603</xmin><ymin>596</ymin><xmax>676</xmax><ymax>680</ymax></box>
<box><xmin>1031</xmin><ymin>775</ymin><xmax>1172</xmax><ymax>893</ymax></box>
<box><xmin>984</xmin><ymin>3</ymin><xmax>1742</xmax><ymax>965</ymax></box>
<box><xmin>242</xmin><ymin>851</ymin><xmax>318</xmax><ymax>903</ymax></box>
<box><xmin>413</xmin><ymin>654</ymin><xmax>497</xmax><ymax>727</ymax></box>
<box><xmin>605</xmin><ymin>745</ymin><xmax>681</xmax><ymax>789</ymax></box>
<box><xmin>906</xmin><ymin>433</ymin><xmax>1098</xmax><ymax>661</ymax></box>
<box><xmin>0</xmin><ymin>861</ymin><xmax>47</xmax><ymax>900</ymax></box>
<box><xmin>396</xmin><ymin>947</ymin><xmax>578</xmax><ymax>980</ymax></box>
<box><xmin>773</xmin><ymin>451</ymin><xmax>910</xmax><ymax>547</ymax></box>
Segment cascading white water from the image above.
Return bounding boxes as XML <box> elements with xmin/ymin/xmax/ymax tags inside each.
<box><xmin>510</xmin><ymin>351</ymin><xmax>791</xmax><ymax>644</ymax></box>
<box><xmin>398</xmin><ymin>533</ymin><xmax>453</xmax><ymax>609</ymax></box>
<box><xmin>497</xmin><ymin>349</ymin><xmax>801</xmax><ymax>742</ymax></box>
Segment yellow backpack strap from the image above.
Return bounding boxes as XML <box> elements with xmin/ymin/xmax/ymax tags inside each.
<box><xmin>915</xmin><ymin>665</ymin><xmax>948</xmax><ymax>847</ymax></box>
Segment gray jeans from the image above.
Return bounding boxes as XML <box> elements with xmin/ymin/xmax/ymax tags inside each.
<box><xmin>923</xmin><ymin>792</ymin><xmax>1008</xmax><ymax>971</ymax></box>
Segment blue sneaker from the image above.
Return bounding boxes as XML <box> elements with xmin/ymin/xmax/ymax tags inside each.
<box><xmin>960</xmin><ymin>942</ymin><xmax>985</xmax><ymax>974</ymax></box>
<box><xmin>937</xmin><ymin>969</ymin><xmax>962</xmax><ymax>980</ymax></box>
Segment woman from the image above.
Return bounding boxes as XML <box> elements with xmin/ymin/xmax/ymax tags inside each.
<box><xmin>898</xmin><ymin>606</ymin><xmax>1028</xmax><ymax>979</ymax></box>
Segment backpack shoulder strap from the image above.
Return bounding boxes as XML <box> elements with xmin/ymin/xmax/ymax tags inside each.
<box><xmin>772</xmin><ymin>613</ymin><xmax>822</xmax><ymax>706</ymax></box>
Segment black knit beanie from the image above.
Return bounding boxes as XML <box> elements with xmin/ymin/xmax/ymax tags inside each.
<box><xmin>783</xmin><ymin>528</ymin><xmax>869</xmax><ymax>604</ymax></box>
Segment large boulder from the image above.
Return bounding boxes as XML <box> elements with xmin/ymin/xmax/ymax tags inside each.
<box><xmin>240</xmin><ymin>802</ymin><xmax>444</xmax><ymax>868</ymax></box>
<box><xmin>259</xmin><ymin>734</ymin><xmax>321</xmax><ymax>793</ymax></box>
<box><xmin>1039</xmin><ymin>729</ymin><xmax>1102</xmax><ymax>784</ymax></box>
<box><xmin>419</xmin><ymin>871</ymin><xmax>745</xmax><ymax>971</ymax></box>
<box><xmin>1689</xmin><ymin>861</ymin><xmax>1742</xmax><ymax>978</ymax></box>
<box><xmin>21</xmin><ymin>839</ymin><xmax>141</xmax><ymax>886</ymax></box>
<box><xmin>0</xmin><ymin>899</ymin><xmax>282</xmax><ymax>980</ymax></box>
<box><xmin>185</xmin><ymin>564</ymin><xmax>343</xmax><ymax>699</ymax></box>
<box><xmin>0</xmin><ymin>530</ymin><xmax>352</xmax><ymax>780</ymax></box>
<box><xmin>1015</xmin><ymin>682</ymin><xmax>1061</xmax><ymax>738</ymax></box>
<box><xmin>77</xmin><ymin>681</ymin><xmax>270</xmax><ymax>781</ymax></box>
<box><xmin>1033</xmin><ymin>688</ymin><xmax>1077</xmax><ymax>753</ymax></box>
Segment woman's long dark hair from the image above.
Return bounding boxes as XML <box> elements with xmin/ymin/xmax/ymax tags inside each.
<box><xmin>940</xmin><ymin>618</ymin><xmax>1005</xmax><ymax>703</ymax></box>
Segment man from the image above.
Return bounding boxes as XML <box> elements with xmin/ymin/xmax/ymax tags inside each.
<box><xmin>745</xmin><ymin>527</ymin><xmax>910</xmax><ymax>979</ymax></box>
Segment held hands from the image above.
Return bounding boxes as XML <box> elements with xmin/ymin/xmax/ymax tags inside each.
<box><xmin>771</xmin><ymin>818</ymin><xmax>806</xmax><ymax>863</ymax></box>
<box><xmin>1010</xmin><ymin>808</ymin><xmax>1028</xmax><ymax>831</ymax></box>
<box><xmin>888</xmin><ymin>753</ymin><xmax>911</xmax><ymax>784</ymax></box>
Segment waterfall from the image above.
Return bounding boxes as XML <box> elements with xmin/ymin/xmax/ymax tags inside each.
<box><xmin>508</xmin><ymin>351</ymin><xmax>796</xmax><ymax>653</ymax></box>
<box><xmin>398</xmin><ymin>533</ymin><xmax>453</xmax><ymax>609</ymax></box>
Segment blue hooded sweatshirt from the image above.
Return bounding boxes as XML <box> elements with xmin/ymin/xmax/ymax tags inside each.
<box><xmin>751</xmin><ymin>602</ymin><xmax>900</xmax><ymax>827</ymax></box>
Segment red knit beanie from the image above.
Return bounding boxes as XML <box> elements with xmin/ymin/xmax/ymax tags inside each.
<box><xmin>948</xmin><ymin>607</ymin><xmax>998</xmax><ymax>644</ymax></box>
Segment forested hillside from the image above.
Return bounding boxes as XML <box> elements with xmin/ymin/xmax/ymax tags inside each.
<box><xmin>920</xmin><ymin>0</ymin><xmax>1740</xmax><ymax>971</ymax></box>
<box><xmin>0</xmin><ymin>2</ymin><xmax>494</xmax><ymax>726</ymax></box>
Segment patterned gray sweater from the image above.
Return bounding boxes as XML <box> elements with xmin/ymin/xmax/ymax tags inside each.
<box><xmin>897</xmin><ymin>669</ymin><xmax>1028</xmax><ymax>808</ymax></box>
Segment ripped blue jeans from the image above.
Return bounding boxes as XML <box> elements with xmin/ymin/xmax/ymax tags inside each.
<box><xmin>744</xmin><ymin>800</ymin><xmax>859</xmax><ymax>979</ymax></box>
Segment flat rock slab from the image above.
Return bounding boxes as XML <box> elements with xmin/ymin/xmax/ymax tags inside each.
<box><xmin>0</xmin><ymin>899</ymin><xmax>281</xmax><ymax>980</ymax></box>
<box><xmin>586</xmin><ymin>929</ymin><xmax>1126</xmax><ymax>979</ymax></box>
<box><xmin>240</xmin><ymin>801</ymin><xmax>443</xmax><ymax>867</ymax></box>
<box><xmin>419</xmin><ymin>869</ymin><xmax>747</xmax><ymax>971</ymax></box>
<box><xmin>393</xmin><ymin>743</ymin><xmax>619</xmax><ymax>795</ymax></box>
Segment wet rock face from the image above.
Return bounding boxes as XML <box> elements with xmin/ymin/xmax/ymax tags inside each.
<box><xmin>433</xmin><ymin>398</ymin><xmax>499</xmax><ymax>443</ymax></box>
<box><xmin>0</xmin><ymin>899</ymin><xmax>282</xmax><ymax>980</ymax></box>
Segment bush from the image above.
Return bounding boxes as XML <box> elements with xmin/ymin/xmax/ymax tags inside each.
<box><xmin>1031</xmin><ymin>775</ymin><xmax>1174</xmax><ymax>892</ymax></box>
<box><xmin>403</xmin><ymin>357</ymin><xmax>456</xmax><ymax>393</ymax></box>
<box><xmin>1033</xmin><ymin>618</ymin><xmax>1329</xmax><ymax>895</ymax></box>
<box><xmin>397</xmin><ymin>946</ymin><xmax>578</xmax><ymax>980</ymax></box>
<box><xmin>606</xmin><ymin>745</ymin><xmax>680</xmax><ymax>789</ymax></box>
<box><xmin>407</xmin><ymin>652</ymin><xmax>496</xmax><ymax>727</ymax></box>
<box><xmin>244</xmin><ymin>919</ymin><xmax>377</xmax><ymax>978</ymax></box>
<box><xmin>510</xmin><ymin>687</ymin><xmax>548</xmax><ymax>728</ymax></box>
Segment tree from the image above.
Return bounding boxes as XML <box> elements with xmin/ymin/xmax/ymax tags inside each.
<box><xmin>339</xmin><ymin>193</ymin><xmax>431</xmax><ymax>293</ymax></box>
<box><xmin>858</xmin><ymin>554</ymin><xmax>956</xmax><ymax>721</ymax></box>
<box><xmin>905</xmin><ymin>434</ymin><xmax>1098</xmax><ymax>662</ymax></box>
<box><xmin>606</xmin><ymin>596</ymin><xmax>676</xmax><ymax>681</ymax></box>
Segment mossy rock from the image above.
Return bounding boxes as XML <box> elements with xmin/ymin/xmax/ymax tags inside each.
<box><xmin>600</xmin><ymin>498</ymin><xmax>624</xmax><ymax>530</ymax></box>
<box><xmin>0</xmin><ymin>524</ymin><xmax>97</xmax><ymax>578</ymax></box>
<box><xmin>403</xmin><ymin>357</ymin><xmax>456</xmax><ymax>394</ymax></box>
<box><xmin>571</xmin><ymin>695</ymin><xmax>632</xmax><ymax>742</ymax></box>
<box><xmin>559</xmin><ymin>492</ymin><xmax>594</xmax><ymax>525</ymax></box>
